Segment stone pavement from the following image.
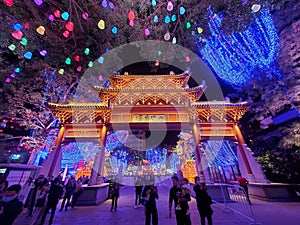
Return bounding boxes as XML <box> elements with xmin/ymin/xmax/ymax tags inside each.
<box><xmin>14</xmin><ymin>183</ymin><xmax>300</xmax><ymax>225</ymax></box>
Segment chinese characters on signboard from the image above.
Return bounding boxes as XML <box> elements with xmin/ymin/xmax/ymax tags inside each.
<box><xmin>132</xmin><ymin>114</ymin><xmax>166</xmax><ymax>122</ymax></box>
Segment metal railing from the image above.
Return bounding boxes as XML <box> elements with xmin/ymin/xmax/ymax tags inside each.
<box><xmin>208</xmin><ymin>183</ymin><xmax>260</xmax><ymax>225</ymax></box>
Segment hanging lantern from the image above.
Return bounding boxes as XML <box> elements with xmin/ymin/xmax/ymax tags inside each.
<box><xmin>151</xmin><ymin>0</ymin><xmax>156</xmax><ymax>7</ymax></box>
<box><xmin>65</xmin><ymin>21</ymin><xmax>74</xmax><ymax>31</ymax></box>
<box><xmin>54</xmin><ymin>10</ymin><xmax>61</xmax><ymax>18</ymax></box>
<box><xmin>34</xmin><ymin>0</ymin><xmax>43</xmax><ymax>6</ymax></box>
<box><xmin>98</xmin><ymin>56</ymin><xmax>104</xmax><ymax>64</ymax></box>
<box><xmin>8</xmin><ymin>44</ymin><xmax>16</xmax><ymax>51</ymax></box>
<box><xmin>20</xmin><ymin>37</ymin><xmax>28</xmax><ymax>46</ymax></box>
<box><xmin>153</xmin><ymin>15</ymin><xmax>158</xmax><ymax>23</ymax></box>
<box><xmin>3</xmin><ymin>0</ymin><xmax>13</xmax><ymax>7</ymax></box>
<box><xmin>12</xmin><ymin>30</ymin><xmax>23</xmax><ymax>40</ymax></box>
<box><xmin>74</xmin><ymin>55</ymin><xmax>80</xmax><ymax>62</ymax></box>
<box><xmin>48</xmin><ymin>14</ymin><xmax>54</xmax><ymax>21</ymax></box>
<box><xmin>179</xmin><ymin>6</ymin><xmax>185</xmax><ymax>15</ymax></box>
<box><xmin>88</xmin><ymin>61</ymin><xmax>93</xmax><ymax>67</ymax></box>
<box><xmin>24</xmin><ymin>51</ymin><xmax>32</xmax><ymax>59</ymax></box>
<box><xmin>197</xmin><ymin>27</ymin><xmax>203</xmax><ymax>34</ymax></box>
<box><xmin>186</xmin><ymin>21</ymin><xmax>191</xmax><ymax>29</ymax></box>
<box><xmin>111</xmin><ymin>26</ymin><xmax>118</xmax><ymax>34</ymax></box>
<box><xmin>128</xmin><ymin>10</ymin><xmax>135</xmax><ymax>20</ymax></box>
<box><xmin>63</xmin><ymin>30</ymin><xmax>70</xmax><ymax>38</ymax></box>
<box><xmin>65</xmin><ymin>58</ymin><xmax>71</xmax><ymax>65</ymax></box>
<box><xmin>61</xmin><ymin>12</ymin><xmax>69</xmax><ymax>20</ymax></box>
<box><xmin>39</xmin><ymin>50</ymin><xmax>47</xmax><ymax>56</ymax></box>
<box><xmin>82</xmin><ymin>12</ymin><xmax>88</xmax><ymax>20</ymax></box>
<box><xmin>155</xmin><ymin>60</ymin><xmax>159</xmax><ymax>66</ymax></box>
<box><xmin>164</xmin><ymin>16</ymin><xmax>170</xmax><ymax>24</ymax></box>
<box><xmin>102</xmin><ymin>0</ymin><xmax>107</xmax><ymax>8</ymax></box>
<box><xmin>24</xmin><ymin>22</ymin><xmax>30</xmax><ymax>28</ymax></box>
<box><xmin>164</xmin><ymin>32</ymin><xmax>170</xmax><ymax>41</ymax></box>
<box><xmin>98</xmin><ymin>20</ymin><xmax>105</xmax><ymax>30</ymax></box>
<box><xmin>13</xmin><ymin>23</ymin><xmax>22</xmax><ymax>31</ymax></box>
<box><xmin>144</xmin><ymin>28</ymin><xmax>150</xmax><ymax>36</ymax></box>
<box><xmin>251</xmin><ymin>4</ymin><xmax>261</xmax><ymax>12</ymax></box>
<box><xmin>36</xmin><ymin>26</ymin><xmax>45</xmax><ymax>35</ymax></box>
<box><xmin>84</xmin><ymin>48</ymin><xmax>90</xmax><ymax>55</ymax></box>
<box><xmin>129</xmin><ymin>20</ymin><xmax>134</xmax><ymax>27</ymax></box>
<box><xmin>77</xmin><ymin>66</ymin><xmax>82</xmax><ymax>72</ymax></box>
<box><xmin>172</xmin><ymin>37</ymin><xmax>177</xmax><ymax>44</ymax></box>
<box><xmin>171</xmin><ymin>14</ymin><xmax>176</xmax><ymax>22</ymax></box>
<box><xmin>167</xmin><ymin>1</ymin><xmax>173</xmax><ymax>11</ymax></box>
<box><xmin>58</xmin><ymin>69</ymin><xmax>64</xmax><ymax>74</ymax></box>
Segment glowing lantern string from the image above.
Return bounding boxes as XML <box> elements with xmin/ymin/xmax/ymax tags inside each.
<box><xmin>12</xmin><ymin>30</ymin><xmax>23</xmax><ymax>40</ymax></box>
<box><xmin>66</xmin><ymin>22</ymin><xmax>74</xmax><ymax>31</ymax></box>
<box><xmin>167</xmin><ymin>1</ymin><xmax>173</xmax><ymax>11</ymax></box>
<box><xmin>61</xmin><ymin>12</ymin><xmax>69</xmax><ymax>20</ymax></box>
<box><xmin>36</xmin><ymin>26</ymin><xmax>45</xmax><ymax>35</ymax></box>
<box><xmin>98</xmin><ymin>20</ymin><xmax>105</xmax><ymax>29</ymax></box>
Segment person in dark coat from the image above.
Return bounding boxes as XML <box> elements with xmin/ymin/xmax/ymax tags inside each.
<box><xmin>59</xmin><ymin>176</ymin><xmax>76</xmax><ymax>211</ymax></box>
<box><xmin>134</xmin><ymin>176</ymin><xmax>143</xmax><ymax>208</ymax></box>
<box><xmin>193</xmin><ymin>178</ymin><xmax>213</xmax><ymax>225</ymax></box>
<box><xmin>110</xmin><ymin>180</ymin><xmax>120</xmax><ymax>212</ymax></box>
<box><xmin>0</xmin><ymin>184</ymin><xmax>23</xmax><ymax>225</ymax></box>
<box><xmin>238</xmin><ymin>176</ymin><xmax>251</xmax><ymax>204</ymax></box>
<box><xmin>142</xmin><ymin>180</ymin><xmax>159</xmax><ymax>225</ymax></box>
<box><xmin>39</xmin><ymin>177</ymin><xmax>64</xmax><ymax>225</ymax></box>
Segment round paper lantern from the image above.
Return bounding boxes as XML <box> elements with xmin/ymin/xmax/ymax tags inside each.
<box><xmin>144</xmin><ymin>28</ymin><xmax>150</xmax><ymax>36</ymax></box>
<box><xmin>48</xmin><ymin>14</ymin><xmax>54</xmax><ymax>21</ymax></box>
<box><xmin>66</xmin><ymin>21</ymin><xmax>74</xmax><ymax>31</ymax></box>
<box><xmin>58</xmin><ymin>69</ymin><xmax>64</xmax><ymax>74</ymax></box>
<box><xmin>54</xmin><ymin>10</ymin><xmax>61</xmax><ymax>18</ymax></box>
<box><xmin>98</xmin><ymin>20</ymin><xmax>105</xmax><ymax>30</ymax></box>
<box><xmin>61</xmin><ymin>12</ymin><xmax>69</xmax><ymax>20</ymax></box>
<box><xmin>128</xmin><ymin>10</ymin><xmax>135</xmax><ymax>20</ymax></box>
<box><xmin>36</xmin><ymin>26</ymin><xmax>45</xmax><ymax>35</ymax></box>
<box><xmin>12</xmin><ymin>30</ymin><xmax>23</xmax><ymax>40</ymax></box>
<box><xmin>167</xmin><ymin>1</ymin><xmax>173</xmax><ymax>11</ymax></box>
<box><xmin>63</xmin><ymin>30</ymin><xmax>70</xmax><ymax>38</ymax></box>
<box><xmin>251</xmin><ymin>4</ymin><xmax>261</xmax><ymax>12</ymax></box>
<box><xmin>82</xmin><ymin>12</ymin><xmax>88</xmax><ymax>20</ymax></box>
<box><xmin>8</xmin><ymin>44</ymin><xmax>16</xmax><ymax>51</ymax></box>
<box><xmin>13</xmin><ymin>23</ymin><xmax>22</xmax><ymax>31</ymax></box>
<box><xmin>111</xmin><ymin>26</ymin><xmax>118</xmax><ymax>34</ymax></box>
<box><xmin>98</xmin><ymin>56</ymin><xmax>104</xmax><ymax>64</ymax></box>
<box><xmin>129</xmin><ymin>20</ymin><xmax>134</xmax><ymax>27</ymax></box>
<box><xmin>24</xmin><ymin>51</ymin><xmax>32</xmax><ymax>59</ymax></box>
<box><xmin>74</xmin><ymin>55</ymin><xmax>80</xmax><ymax>62</ymax></box>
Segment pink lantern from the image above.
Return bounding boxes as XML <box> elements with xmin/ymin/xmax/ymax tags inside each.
<box><xmin>48</xmin><ymin>14</ymin><xmax>54</xmax><ymax>21</ymax></box>
<box><xmin>12</xmin><ymin>30</ymin><xmax>23</xmax><ymax>40</ymax></box>
<box><xmin>3</xmin><ymin>0</ymin><xmax>13</xmax><ymax>7</ymax></box>
<box><xmin>63</xmin><ymin>30</ymin><xmax>70</xmax><ymax>38</ymax></box>
<box><xmin>82</xmin><ymin>12</ymin><xmax>88</xmax><ymax>20</ymax></box>
<box><xmin>129</xmin><ymin>20</ymin><xmax>134</xmax><ymax>27</ymax></box>
<box><xmin>65</xmin><ymin>21</ymin><xmax>74</xmax><ymax>31</ymax></box>
<box><xmin>77</xmin><ymin>66</ymin><xmax>82</xmax><ymax>72</ymax></box>
<box><xmin>128</xmin><ymin>10</ymin><xmax>135</xmax><ymax>20</ymax></box>
<box><xmin>144</xmin><ymin>28</ymin><xmax>150</xmax><ymax>36</ymax></box>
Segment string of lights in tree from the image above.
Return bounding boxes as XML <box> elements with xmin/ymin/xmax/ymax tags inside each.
<box><xmin>195</xmin><ymin>5</ymin><xmax>279</xmax><ymax>88</ymax></box>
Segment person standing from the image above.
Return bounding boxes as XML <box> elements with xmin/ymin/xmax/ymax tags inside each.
<box><xmin>142</xmin><ymin>181</ymin><xmax>158</xmax><ymax>225</ymax></box>
<box><xmin>59</xmin><ymin>176</ymin><xmax>76</xmax><ymax>211</ymax></box>
<box><xmin>134</xmin><ymin>176</ymin><xmax>143</xmax><ymax>208</ymax></box>
<box><xmin>169</xmin><ymin>176</ymin><xmax>191</xmax><ymax>225</ymax></box>
<box><xmin>71</xmin><ymin>178</ymin><xmax>83</xmax><ymax>208</ymax></box>
<box><xmin>193</xmin><ymin>177</ymin><xmax>213</xmax><ymax>225</ymax></box>
<box><xmin>0</xmin><ymin>184</ymin><xmax>23</xmax><ymax>225</ymax></box>
<box><xmin>110</xmin><ymin>180</ymin><xmax>120</xmax><ymax>212</ymax></box>
<box><xmin>39</xmin><ymin>178</ymin><xmax>64</xmax><ymax>225</ymax></box>
<box><xmin>237</xmin><ymin>176</ymin><xmax>251</xmax><ymax>204</ymax></box>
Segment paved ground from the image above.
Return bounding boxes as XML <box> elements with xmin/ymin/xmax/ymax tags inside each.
<box><xmin>15</xmin><ymin>183</ymin><xmax>300</xmax><ymax>225</ymax></box>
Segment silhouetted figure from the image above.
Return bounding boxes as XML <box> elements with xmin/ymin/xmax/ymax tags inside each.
<box><xmin>194</xmin><ymin>177</ymin><xmax>213</xmax><ymax>225</ymax></box>
<box><xmin>142</xmin><ymin>181</ymin><xmax>158</xmax><ymax>225</ymax></box>
<box><xmin>60</xmin><ymin>177</ymin><xmax>76</xmax><ymax>211</ymax></box>
<box><xmin>39</xmin><ymin>178</ymin><xmax>63</xmax><ymax>225</ymax></box>
<box><xmin>238</xmin><ymin>176</ymin><xmax>251</xmax><ymax>204</ymax></box>
<box><xmin>0</xmin><ymin>184</ymin><xmax>23</xmax><ymax>225</ymax></box>
<box><xmin>134</xmin><ymin>176</ymin><xmax>143</xmax><ymax>208</ymax></box>
<box><xmin>110</xmin><ymin>181</ymin><xmax>120</xmax><ymax>212</ymax></box>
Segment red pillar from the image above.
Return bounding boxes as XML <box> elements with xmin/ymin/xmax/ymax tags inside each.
<box><xmin>234</xmin><ymin>124</ymin><xmax>253</xmax><ymax>175</ymax></box>
<box><xmin>192</xmin><ymin>123</ymin><xmax>205</xmax><ymax>180</ymax></box>
<box><xmin>48</xmin><ymin>125</ymin><xmax>65</xmax><ymax>177</ymax></box>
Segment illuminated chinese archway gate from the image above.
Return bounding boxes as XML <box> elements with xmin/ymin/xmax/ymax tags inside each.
<box><xmin>47</xmin><ymin>72</ymin><xmax>263</xmax><ymax>184</ymax></box>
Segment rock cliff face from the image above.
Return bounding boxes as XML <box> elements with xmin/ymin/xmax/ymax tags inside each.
<box><xmin>239</xmin><ymin>0</ymin><xmax>300</xmax><ymax>183</ymax></box>
<box><xmin>273</xmin><ymin>0</ymin><xmax>300</xmax><ymax>109</ymax></box>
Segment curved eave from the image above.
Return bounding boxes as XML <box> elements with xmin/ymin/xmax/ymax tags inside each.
<box><xmin>47</xmin><ymin>102</ymin><xmax>109</xmax><ymax>109</ymax></box>
<box><xmin>185</xmin><ymin>85</ymin><xmax>207</xmax><ymax>102</ymax></box>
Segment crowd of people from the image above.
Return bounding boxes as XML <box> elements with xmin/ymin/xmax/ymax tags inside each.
<box><xmin>0</xmin><ymin>173</ymin><xmax>85</xmax><ymax>225</ymax></box>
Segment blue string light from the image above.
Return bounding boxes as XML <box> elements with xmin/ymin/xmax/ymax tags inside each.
<box><xmin>195</xmin><ymin>7</ymin><xmax>279</xmax><ymax>88</ymax></box>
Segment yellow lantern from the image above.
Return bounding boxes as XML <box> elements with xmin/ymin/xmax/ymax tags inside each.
<box><xmin>36</xmin><ymin>26</ymin><xmax>45</xmax><ymax>35</ymax></box>
<box><xmin>98</xmin><ymin>20</ymin><xmax>105</xmax><ymax>30</ymax></box>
